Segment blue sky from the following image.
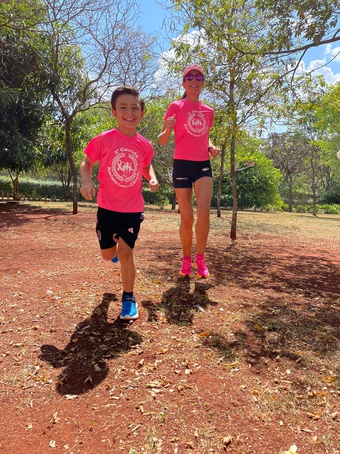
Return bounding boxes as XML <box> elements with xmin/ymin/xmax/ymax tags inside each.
<box><xmin>137</xmin><ymin>0</ymin><xmax>172</xmax><ymax>41</ymax></box>
<box><xmin>137</xmin><ymin>1</ymin><xmax>340</xmax><ymax>85</ymax></box>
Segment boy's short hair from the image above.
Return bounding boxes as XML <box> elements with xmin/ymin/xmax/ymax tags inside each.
<box><xmin>111</xmin><ymin>86</ymin><xmax>145</xmax><ymax>111</ymax></box>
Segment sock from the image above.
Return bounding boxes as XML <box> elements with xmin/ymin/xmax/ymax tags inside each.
<box><xmin>123</xmin><ymin>291</ymin><xmax>133</xmax><ymax>299</ymax></box>
<box><xmin>183</xmin><ymin>256</ymin><xmax>191</xmax><ymax>261</ymax></box>
<box><xmin>196</xmin><ymin>253</ymin><xmax>204</xmax><ymax>261</ymax></box>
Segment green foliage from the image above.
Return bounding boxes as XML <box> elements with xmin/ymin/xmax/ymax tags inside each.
<box><xmin>255</xmin><ymin>0</ymin><xmax>338</xmax><ymax>46</ymax></box>
<box><xmin>0</xmin><ymin>1</ymin><xmax>51</xmax><ymax>174</ymax></box>
<box><xmin>293</xmin><ymin>203</ymin><xmax>340</xmax><ymax>215</ymax></box>
<box><xmin>139</xmin><ymin>97</ymin><xmax>177</xmax><ymax>187</ymax></box>
<box><xmin>142</xmin><ymin>186</ymin><xmax>173</xmax><ymax>208</ymax></box>
<box><xmin>212</xmin><ymin>152</ymin><xmax>283</xmax><ymax>210</ymax></box>
<box><xmin>0</xmin><ymin>176</ymin><xmax>64</xmax><ymax>200</ymax></box>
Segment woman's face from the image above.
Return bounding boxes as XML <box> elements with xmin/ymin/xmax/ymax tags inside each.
<box><xmin>182</xmin><ymin>70</ymin><xmax>205</xmax><ymax>96</ymax></box>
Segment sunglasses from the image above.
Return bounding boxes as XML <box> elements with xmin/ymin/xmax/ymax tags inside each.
<box><xmin>185</xmin><ymin>74</ymin><xmax>204</xmax><ymax>81</ymax></box>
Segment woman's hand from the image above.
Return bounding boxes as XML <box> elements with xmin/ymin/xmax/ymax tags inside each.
<box><xmin>165</xmin><ymin>114</ymin><xmax>176</xmax><ymax>132</ymax></box>
<box><xmin>209</xmin><ymin>146</ymin><xmax>221</xmax><ymax>158</ymax></box>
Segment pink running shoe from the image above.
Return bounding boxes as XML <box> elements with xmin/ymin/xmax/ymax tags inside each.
<box><xmin>195</xmin><ymin>255</ymin><xmax>210</xmax><ymax>278</ymax></box>
<box><xmin>179</xmin><ymin>256</ymin><xmax>192</xmax><ymax>277</ymax></box>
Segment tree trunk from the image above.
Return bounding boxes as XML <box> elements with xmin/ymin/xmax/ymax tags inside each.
<box><xmin>12</xmin><ymin>171</ymin><xmax>20</xmax><ymax>200</ymax></box>
<box><xmin>288</xmin><ymin>177</ymin><xmax>293</xmax><ymax>212</ymax></box>
<box><xmin>216</xmin><ymin>138</ymin><xmax>227</xmax><ymax>218</ymax></box>
<box><xmin>65</xmin><ymin>118</ymin><xmax>78</xmax><ymax>214</ymax></box>
<box><xmin>312</xmin><ymin>183</ymin><xmax>317</xmax><ymax>216</ymax></box>
<box><xmin>229</xmin><ymin>70</ymin><xmax>238</xmax><ymax>241</ymax></box>
<box><xmin>171</xmin><ymin>191</ymin><xmax>176</xmax><ymax>210</ymax></box>
<box><xmin>230</xmin><ymin>131</ymin><xmax>238</xmax><ymax>240</ymax></box>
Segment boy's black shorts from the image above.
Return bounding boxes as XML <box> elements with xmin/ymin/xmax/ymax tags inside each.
<box><xmin>96</xmin><ymin>207</ymin><xmax>144</xmax><ymax>250</ymax></box>
<box><xmin>172</xmin><ymin>159</ymin><xmax>212</xmax><ymax>188</ymax></box>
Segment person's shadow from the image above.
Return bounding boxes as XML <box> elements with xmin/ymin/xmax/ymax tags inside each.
<box><xmin>142</xmin><ymin>277</ymin><xmax>217</xmax><ymax>325</ymax></box>
<box><xmin>39</xmin><ymin>293</ymin><xmax>142</xmax><ymax>395</ymax></box>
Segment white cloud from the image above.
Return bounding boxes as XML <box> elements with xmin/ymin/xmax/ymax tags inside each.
<box><xmin>304</xmin><ymin>44</ymin><xmax>340</xmax><ymax>84</ymax></box>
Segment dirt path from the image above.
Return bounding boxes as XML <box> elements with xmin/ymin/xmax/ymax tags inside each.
<box><xmin>0</xmin><ymin>203</ymin><xmax>339</xmax><ymax>453</ymax></box>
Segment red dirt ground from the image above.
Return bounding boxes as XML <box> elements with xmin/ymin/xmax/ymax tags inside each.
<box><xmin>0</xmin><ymin>202</ymin><xmax>339</xmax><ymax>454</ymax></box>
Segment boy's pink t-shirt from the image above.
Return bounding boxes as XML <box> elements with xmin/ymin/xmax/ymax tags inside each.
<box><xmin>165</xmin><ymin>99</ymin><xmax>214</xmax><ymax>161</ymax></box>
<box><xmin>84</xmin><ymin>128</ymin><xmax>154</xmax><ymax>212</ymax></box>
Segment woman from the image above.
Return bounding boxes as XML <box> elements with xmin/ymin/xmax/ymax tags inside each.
<box><xmin>158</xmin><ymin>65</ymin><xmax>220</xmax><ymax>278</ymax></box>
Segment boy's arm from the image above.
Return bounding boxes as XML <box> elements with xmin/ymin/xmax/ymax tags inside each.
<box><xmin>143</xmin><ymin>164</ymin><xmax>159</xmax><ymax>193</ymax></box>
<box><xmin>80</xmin><ymin>156</ymin><xmax>96</xmax><ymax>200</ymax></box>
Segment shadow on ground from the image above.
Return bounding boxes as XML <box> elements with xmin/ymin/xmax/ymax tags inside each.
<box><xmin>142</xmin><ymin>277</ymin><xmax>218</xmax><ymax>325</ymax></box>
<box><xmin>39</xmin><ymin>293</ymin><xmax>142</xmax><ymax>395</ymax></box>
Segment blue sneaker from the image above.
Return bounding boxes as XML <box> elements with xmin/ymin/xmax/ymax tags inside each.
<box><xmin>111</xmin><ymin>254</ymin><xmax>118</xmax><ymax>263</ymax></box>
<box><xmin>120</xmin><ymin>295</ymin><xmax>138</xmax><ymax>320</ymax></box>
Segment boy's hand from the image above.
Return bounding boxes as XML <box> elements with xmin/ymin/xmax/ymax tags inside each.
<box><xmin>80</xmin><ymin>181</ymin><xmax>96</xmax><ymax>200</ymax></box>
<box><xmin>148</xmin><ymin>179</ymin><xmax>159</xmax><ymax>193</ymax></box>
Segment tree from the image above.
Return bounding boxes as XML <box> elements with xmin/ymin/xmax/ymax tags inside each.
<box><xmin>254</xmin><ymin>0</ymin><xmax>340</xmax><ymax>57</ymax></box>
<box><xmin>163</xmin><ymin>0</ymin><xmax>340</xmax><ymax>239</ymax></box>
<box><xmin>214</xmin><ymin>135</ymin><xmax>282</xmax><ymax>211</ymax></box>
<box><xmin>165</xmin><ymin>1</ymin><xmax>291</xmax><ymax>239</ymax></box>
<box><xmin>313</xmin><ymin>82</ymin><xmax>340</xmax><ymax>202</ymax></box>
<box><xmin>39</xmin><ymin>106</ymin><xmax>114</xmax><ymax>200</ymax></box>
<box><xmin>7</xmin><ymin>0</ymin><xmax>159</xmax><ymax>214</ymax></box>
<box><xmin>138</xmin><ymin>97</ymin><xmax>177</xmax><ymax>208</ymax></box>
<box><xmin>262</xmin><ymin>132</ymin><xmax>310</xmax><ymax>211</ymax></box>
<box><xmin>0</xmin><ymin>1</ymin><xmax>50</xmax><ymax>198</ymax></box>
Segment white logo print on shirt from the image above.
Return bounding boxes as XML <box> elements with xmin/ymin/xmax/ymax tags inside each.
<box><xmin>185</xmin><ymin>111</ymin><xmax>209</xmax><ymax>137</ymax></box>
<box><xmin>108</xmin><ymin>148</ymin><xmax>139</xmax><ymax>188</ymax></box>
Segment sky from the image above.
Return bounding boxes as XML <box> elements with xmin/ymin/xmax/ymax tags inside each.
<box><xmin>137</xmin><ymin>0</ymin><xmax>340</xmax><ymax>85</ymax></box>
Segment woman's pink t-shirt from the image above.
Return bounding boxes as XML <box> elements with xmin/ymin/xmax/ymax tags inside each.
<box><xmin>84</xmin><ymin>128</ymin><xmax>154</xmax><ymax>212</ymax></box>
<box><xmin>165</xmin><ymin>99</ymin><xmax>214</xmax><ymax>161</ymax></box>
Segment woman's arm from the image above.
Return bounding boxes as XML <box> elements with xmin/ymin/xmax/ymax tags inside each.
<box><xmin>158</xmin><ymin>114</ymin><xmax>176</xmax><ymax>146</ymax></box>
<box><xmin>143</xmin><ymin>164</ymin><xmax>159</xmax><ymax>192</ymax></box>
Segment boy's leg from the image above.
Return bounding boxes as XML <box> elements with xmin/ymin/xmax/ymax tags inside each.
<box><xmin>117</xmin><ymin>237</ymin><xmax>135</xmax><ymax>293</ymax></box>
<box><xmin>101</xmin><ymin>244</ymin><xmax>118</xmax><ymax>261</ymax></box>
<box><xmin>117</xmin><ymin>237</ymin><xmax>138</xmax><ymax>320</ymax></box>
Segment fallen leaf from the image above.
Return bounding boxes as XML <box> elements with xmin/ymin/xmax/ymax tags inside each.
<box><xmin>223</xmin><ymin>435</ymin><xmax>232</xmax><ymax>447</ymax></box>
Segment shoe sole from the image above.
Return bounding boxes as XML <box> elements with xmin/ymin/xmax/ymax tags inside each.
<box><xmin>196</xmin><ymin>272</ymin><xmax>210</xmax><ymax>279</ymax></box>
<box><xmin>120</xmin><ymin>302</ymin><xmax>138</xmax><ymax>320</ymax></box>
<box><xmin>179</xmin><ymin>271</ymin><xmax>192</xmax><ymax>277</ymax></box>
<box><xmin>195</xmin><ymin>264</ymin><xmax>210</xmax><ymax>279</ymax></box>
<box><xmin>120</xmin><ymin>313</ymin><xmax>139</xmax><ymax>320</ymax></box>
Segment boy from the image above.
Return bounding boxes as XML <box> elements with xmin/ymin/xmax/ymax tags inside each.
<box><xmin>80</xmin><ymin>86</ymin><xmax>159</xmax><ymax>320</ymax></box>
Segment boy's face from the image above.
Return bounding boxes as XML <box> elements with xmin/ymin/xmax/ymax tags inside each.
<box><xmin>112</xmin><ymin>94</ymin><xmax>144</xmax><ymax>136</ymax></box>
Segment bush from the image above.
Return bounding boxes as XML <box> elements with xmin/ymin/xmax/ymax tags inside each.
<box><xmin>0</xmin><ymin>176</ymin><xmax>65</xmax><ymax>200</ymax></box>
<box><xmin>318</xmin><ymin>204</ymin><xmax>340</xmax><ymax>214</ymax></box>
<box><xmin>0</xmin><ymin>178</ymin><xmax>12</xmax><ymax>198</ymax></box>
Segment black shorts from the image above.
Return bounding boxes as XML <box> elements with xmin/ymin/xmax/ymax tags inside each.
<box><xmin>172</xmin><ymin>159</ymin><xmax>212</xmax><ymax>188</ymax></box>
<box><xmin>96</xmin><ymin>207</ymin><xmax>144</xmax><ymax>250</ymax></box>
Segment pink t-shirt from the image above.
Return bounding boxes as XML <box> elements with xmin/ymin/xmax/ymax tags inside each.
<box><xmin>84</xmin><ymin>129</ymin><xmax>154</xmax><ymax>212</ymax></box>
<box><xmin>165</xmin><ymin>99</ymin><xmax>214</xmax><ymax>161</ymax></box>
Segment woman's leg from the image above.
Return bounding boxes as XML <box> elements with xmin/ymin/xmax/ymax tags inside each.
<box><xmin>194</xmin><ymin>176</ymin><xmax>213</xmax><ymax>255</ymax></box>
<box><xmin>175</xmin><ymin>187</ymin><xmax>194</xmax><ymax>257</ymax></box>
